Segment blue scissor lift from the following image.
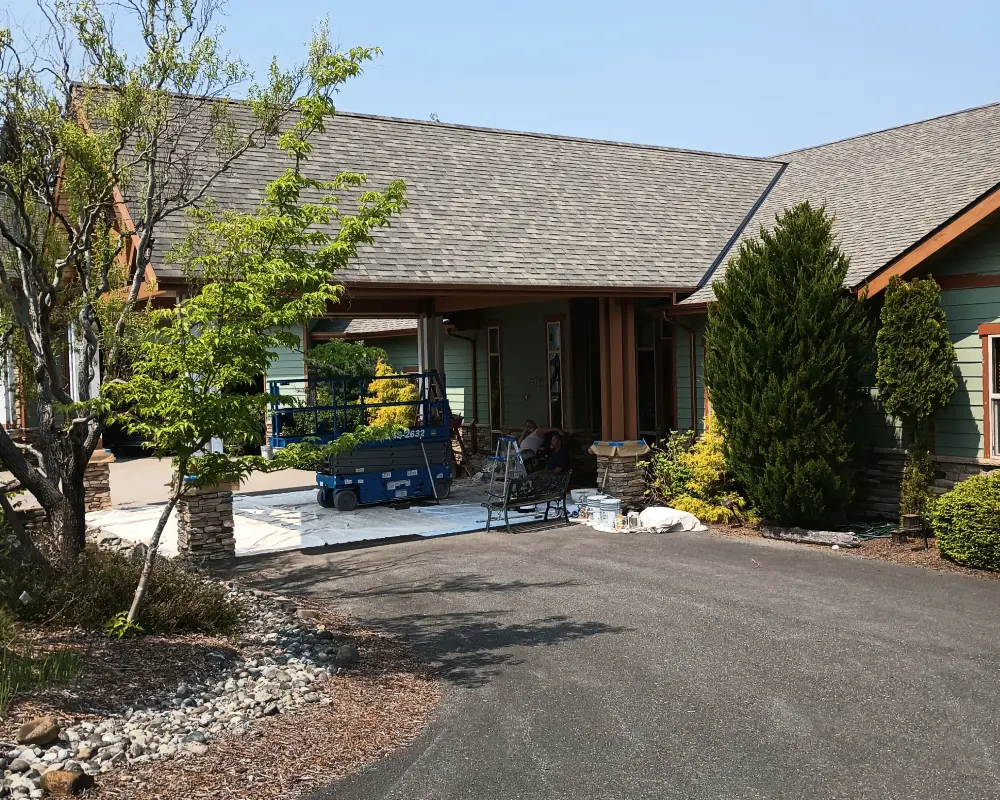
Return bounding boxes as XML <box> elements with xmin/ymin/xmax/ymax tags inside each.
<box><xmin>268</xmin><ymin>370</ymin><xmax>454</xmax><ymax>512</ymax></box>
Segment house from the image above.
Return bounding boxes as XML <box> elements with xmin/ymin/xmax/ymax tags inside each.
<box><xmin>117</xmin><ymin>99</ymin><xmax>1000</xmax><ymax>514</ymax></box>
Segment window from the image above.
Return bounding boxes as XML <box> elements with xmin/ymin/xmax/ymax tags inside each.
<box><xmin>636</xmin><ymin>316</ymin><xmax>657</xmax><ymax>436</ymax></box>
<box><xmin>487</xmin><ymin>325</ymin><xmax>503</xmax><ymax>430</ymax></box>
<box><xmin>546</xmin><ymin>320</ymin><xmax>564</xmax><ymax>429</ymax></box>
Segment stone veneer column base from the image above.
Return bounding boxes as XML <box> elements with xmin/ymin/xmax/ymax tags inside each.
<box><xmin>595</xmin><ymin>454</ymin><xmax>646</xmax><ymax>510</ymax></box>
<box><xmin>861</xmin><ymin>449</ymin><xmax>1000</xmax><ymax>519</ymax></box>
<box><xmin>177</xmin><ymin>482</ymin><xmax>236</xmax><ymax>562</ymax></box>
<box><xmin>84</xmin><ymin>450</ymin><xmax>115</xmax><ymax>512</ymax></box>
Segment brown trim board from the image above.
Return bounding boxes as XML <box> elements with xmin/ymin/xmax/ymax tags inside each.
<box><xmin>862</xmin><ymin>183</ymin><xmax>1000</xmax><ymax>296</ymax></box>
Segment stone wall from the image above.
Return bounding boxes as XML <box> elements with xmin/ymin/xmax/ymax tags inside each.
<box><xmin>595</xmin><ymin>454</ymin><xmax>646</xmax><ymax>510</ymax></box>
<box><xmin>84</xmin><ymin>452</ymin><xmax>114</xmax><ymax>512</ymax></box>
<box><xmin>861</xmin><ymin>449</ymin><xmax>1000</xmax><ymax>519</ymax></box>
<box><xmin>17</xmin><ymin>507</ymin><xmax>50</xmax><ymax>540</ymax></box>
<box><xmin>176</xmin><ymin>484</ymin><xmax>236</xmax><ymax>562</ymax></box>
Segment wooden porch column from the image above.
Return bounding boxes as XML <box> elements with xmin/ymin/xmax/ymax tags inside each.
<box><xmin>598</xmin><ymin>298</ymin><xmax>639</xmax><ymax>441</ymax></box>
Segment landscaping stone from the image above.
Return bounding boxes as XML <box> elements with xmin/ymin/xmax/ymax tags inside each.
<box><xmin>334</xmin><ymin>645</ymin><xmax>360</xmax><ymax>667</ymax></box>
<box><xmin>15</xmin><ymin>718</ymin><xmax>60</xmax><ymax>748</ymax></box>
<box><xmin>0</xmin><ymin>586</ymin><xmax>337</xmax><ymax>792</ymax></box>
<box><xmin>40</xmin><ymin>769</ymin><xmax>95</xmax><ymax>796</ymax></box>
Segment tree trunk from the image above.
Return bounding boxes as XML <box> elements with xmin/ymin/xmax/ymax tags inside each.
<box><xmin>127</xmin><ymin>472</ymin><xmax>184</xmax><ymax>624</ymax></box>
<box><xmin>47</xmin><ymin>498</ymin><xmax>80</xmax><ymax>566</ymax></box>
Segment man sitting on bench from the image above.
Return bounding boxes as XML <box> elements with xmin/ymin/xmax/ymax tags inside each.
<box><xmin>545</xmin><ymin>433</ymin><xmax>571</xmax><ymax>473</ymax></box>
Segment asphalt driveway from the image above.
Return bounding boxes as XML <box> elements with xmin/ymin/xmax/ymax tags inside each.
<box><xmin>233</xmin><ymin>527</ymin><xmax>1000</xmax><ymax>800</ymax></box>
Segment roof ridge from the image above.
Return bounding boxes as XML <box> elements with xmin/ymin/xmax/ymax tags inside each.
<box><xmin>75</xmin><ymin>82</ymin><xmax>783</xmax><ymax>166</ymax></box>
<box><xmin>774</xmin><ymin>100</ymin><xmax>1000</xmax><ymax>158</ymax></box>
<box><xmin>324</xmin><ymin>110</ymin><xmax>785</xmax><ymax>166</ymax></box>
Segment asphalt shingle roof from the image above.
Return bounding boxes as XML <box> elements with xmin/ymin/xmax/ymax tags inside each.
<box><xmin>684</xmin><ymin>102</ymin><xmax>1000</xmax><ymax>304</ymax></box>
<box><xmin>311</xmin><ymin>318</ymin><xmax>417</xmax><ymax>337</ymax></box>
<box><xmin>133</xmin><ymin>100</ymin><xmax>783</xmax><ymax>290</ymax></box>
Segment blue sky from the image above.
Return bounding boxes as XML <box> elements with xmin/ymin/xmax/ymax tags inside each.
<box><xmin>10</xmin><ymin>0</ymin><xmax>1000</xmax><ymax>156</ymax></box>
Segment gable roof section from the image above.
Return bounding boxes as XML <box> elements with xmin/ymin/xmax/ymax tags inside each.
<box><xmin>683</xmin><ymin>102</ymin><xmax>1000</xmax><ymax>304</ymax></box>
<box><xmin>311</xmin><ymin>318</ymin><xmax>417</xmax><ymax>338</ymax></box>
<box><xmin>137</xmin><ymin>100</ymin><xmax>784</xmax><ymax>290</ymax></box>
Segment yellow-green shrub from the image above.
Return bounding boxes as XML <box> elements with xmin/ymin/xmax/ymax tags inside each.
<box><xmin>367</xmin><ymin>360</ymin><xmax>418</xmax><ymax>427</ymax></box>
<box><xmin>671</xmin><ymin>422</ymin><xmax>755</xmax><ymax>524</ymax></box>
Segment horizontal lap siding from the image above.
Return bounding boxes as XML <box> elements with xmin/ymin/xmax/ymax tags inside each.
<box><xmin>936</xmin><ymin>288</ymin><xmax>996</xmax><ymax>458</ymax></box>
<box><xmin>265</xmin><ymin>327</ymin><xmax>306</xmax><ymax>403</ymax></box>
<box><xmin>378</xmin><ymin>337</ymin><xmax>418</xmax><ymax>372</ymax></box>
<box><xmin>485</xmin><ymin>300</ymin><xmax>569</xmax><ymax>429</ymax></box>
<box><xmin>927</xmin><ymin>220</ymin><xmax>1000</xmax><ymax>458</ymax></box>
<box><xmin>357</xmin><ymin>335</ymin><xmax>479</xmax><ymax>421</ymax></box>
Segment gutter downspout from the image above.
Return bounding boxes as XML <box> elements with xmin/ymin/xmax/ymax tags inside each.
<box><xmin>662</xmin><ymin>314</ymin><xmax>698</xmax><ymax>433</ymax></box>
<box><xmin>447</xmin><ymin>329</ymin><xmax>479</xmax><ymax>454</ymax></box>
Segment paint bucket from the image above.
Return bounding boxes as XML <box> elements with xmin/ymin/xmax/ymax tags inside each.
<box><xmin>584</xmin><ymin>494</ymin><xmax>607</xmax><ymax>525</ymax></box>
<box><xmin>599</xmin><ymin>497</ymin><xmax>621</xmax><ymax>530</ymax></box>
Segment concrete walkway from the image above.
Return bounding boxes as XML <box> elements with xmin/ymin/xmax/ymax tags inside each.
<box><xmin>109</xmin><ymin>456</ymin><xmax>316</xmax><ymax>508</ymax></box>
<box><xmin>233</xmin><ymin>527</ymin><xmax>1000</xmax><ymax>800</ymax></box>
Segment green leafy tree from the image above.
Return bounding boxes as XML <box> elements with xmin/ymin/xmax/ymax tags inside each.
<box><xmin>705</xmin><ymin>202</ymin><xmax>872</xmax><ymax>525</ymax></box>
<box><xmin>306</xmin><ymin>339</ymin><xmax>386</xmax><ymax>379</ymax></box>
<box><xmin>0</xmin><ymin>0</ymin><xmax>310</xmax><ymax>560</ymax></box>
<box><xmin>107</xmin><ymin>32</ymin><xmax>407</xmax><ymax>623</ymax></box>
<box><xmin>875</xmin><ymin>276</ymin><xmax>957</xmax><ymax>520</ymax></box>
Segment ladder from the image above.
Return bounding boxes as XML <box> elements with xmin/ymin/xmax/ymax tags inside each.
<box><xmin>486</xmin><ymin>435</ymin><xmax>526</xmax><ymax>505</ymax></box>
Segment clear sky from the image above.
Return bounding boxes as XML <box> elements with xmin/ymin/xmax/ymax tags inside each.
<box><xmin>9</xmin><ymin>0</ymin><xmax>1000</xmax><ymax>156</ymax></box>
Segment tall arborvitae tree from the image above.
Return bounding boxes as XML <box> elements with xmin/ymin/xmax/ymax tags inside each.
<box><xmin>875</xmin><ymin>276</ymin><xmax>956</xmax><ymax>521</ymax></box>
<box><xmin>705</xmin><ymin>202</ymin><xmax>872</xmax><ymax>525</ymax></box>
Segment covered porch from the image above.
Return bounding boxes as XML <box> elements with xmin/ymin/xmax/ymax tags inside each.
<box><xmin>333</xmin><ymin>285</ymin><xmax>708</xmax><ymax>453</ymax></box>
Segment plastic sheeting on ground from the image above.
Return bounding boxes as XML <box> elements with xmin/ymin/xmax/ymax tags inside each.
<box><xmin>87</xmin><ymin>489</ymin><xmax>544</xmax><ymax>559</ymax></box>
<box><xmin>637</xmin><ymin>506</ymin><xmax>707</xmax><ymax>533</ymax></box>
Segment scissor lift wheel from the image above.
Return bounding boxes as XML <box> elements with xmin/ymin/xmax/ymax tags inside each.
<box><xmin>434</xmin><ymin>479</ymin><xmax>453</xmax><ymax>501</ymax></box>
<box><xmin>333</xmin><ymin>489</ymin><xmax>359</xmax><ymax>512</ymax></box>
<box><xmin>317</xmin><ymin>488</ymin><xmax>335</xmax><ymax>509</ymax></box>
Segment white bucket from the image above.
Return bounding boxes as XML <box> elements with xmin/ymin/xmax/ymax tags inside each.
<box><xmin>599</xmin><ymin>497</ymin><xmax>622</xmax><ymax>530</ymax></box>
<box><xmin>584</xmin><ymin>494</ymin><xmax>607</xmax><ymax>525</ymax></box>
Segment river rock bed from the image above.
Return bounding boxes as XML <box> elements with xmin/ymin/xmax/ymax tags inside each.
<box><xmin>1</xmin><ymin>586</ymin><xmax>361</xmax><ymax>799</ymax></box>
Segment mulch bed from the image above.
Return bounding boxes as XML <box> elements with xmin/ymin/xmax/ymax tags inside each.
<box><xmin>706</xmin><ymin>524</ymin><xmax>1000</xmax><ymax>581</ymax></box>
<box><xmin>5</xmin><ymin>598</ymin><xmax>440</xmax><ymax>800</ymax></box>
<box><xmin>94</xmin><ymin>616</ymin><xmax>439</xmax><ymax>800</ymax></box>
<box><xmin>7</xmin><ymin>632</ymin><xmax>239</xmax><ymax>726</ymax></box>
<box><xmin>846</xmin><ymin>536</ymin><xmax>1000</xmax><ymax>581</ymax></box>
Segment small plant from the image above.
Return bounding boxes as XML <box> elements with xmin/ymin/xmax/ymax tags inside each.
<box><xmin>104</xmin><ymin>611</ymin><xmax>145</xmax><ymax>639</ymax></box>
<box><xmin>670</xmin><ymin>423</ymin><xmax>755</xmax><ymax>525</ymax></box>
<box><xmin>932</xmin><ymin>471</ymin><xmax>1000</xmax><ymax>571</ymax></box>
<box><xmin>644</xmin><ymin>431</ymin><xmax>695</xmax><ymax>505</ymax></box>
<box><xmin>0</xmin><ymin>609</ymin><xmax>82</xmax><ymax>715</ymax></box>
<box><xmin>1</xmin><ymin>550</ymin><xmax>243</xmax><ymax>634</ymax></box>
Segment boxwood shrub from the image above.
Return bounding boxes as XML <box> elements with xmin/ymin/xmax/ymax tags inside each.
<box><xmin>932</xmin><ymin>470</ymin><xmax>1000</xmax><ymax>570</ymax></box>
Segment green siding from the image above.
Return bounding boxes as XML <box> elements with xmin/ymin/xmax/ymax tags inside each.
<box><xmin>674</xmin><ymin>315</ymin><xmax>706</xmax><ymax>434</ymax></box>
<box><xmin>265</xmin><ymin>328</ymin><xmax>306</xmax><ymax>404</ymax></box>
<box><xmin>482</xmin><ymin>300</ymin><xmax>569</xmax><ymax>430</ymax></box>
<box><xmin>378</xmin><ymin>337</ymin><xmax>418</xmax><ymax>372</ymax></box>
<box><xmin>358</xmin><ymin>333</ymin><xmax>484</xmax><ymax>424</ymax></box>
<box><xmin>935</xmin><ymin>287</ymin><xmax>996</xmax><ymax>458</ymax></box>
<box><xmin>867</xmin><ymin>219</ymin><xmax>1000</xmax><ymax>459</ymax></box>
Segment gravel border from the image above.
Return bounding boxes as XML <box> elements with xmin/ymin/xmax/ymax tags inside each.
<box><xmin>2</xmin><ymin>586</ymin><xmax>440</xmax><ymax>799</ymax></box>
